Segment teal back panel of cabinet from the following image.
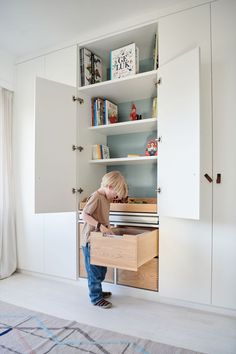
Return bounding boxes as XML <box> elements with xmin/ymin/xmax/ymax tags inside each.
<box><xmin>107</xmin><ymin>164</ymin><xmax>157</xmax><ymax>198</ymax></box>
<box><xmin>107</xmin><ymin>131</ymin><xmax>157</xmax><ymax>198</ymax></box>
<box><xmin>118</xmin><ymin>98</ymin><xmax>153</xmax><ymax>122</ymax></box>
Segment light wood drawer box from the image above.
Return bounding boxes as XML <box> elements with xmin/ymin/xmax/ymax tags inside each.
<box><xmin>79</xmin><ymin>249</ymin><xmax>114</xmax><ymax>283</ymax></box>
<box><xmin>117</xmin><ymin>257</ymin><xmax>158</xmax><ymax>291</ymax></box>
<box><xmin>90</xmin><ymin>227</ymin><xmax>158</xmax><ymax>271</ymax></box>
<box><xmin>80</xmin><ymin>198</ymin><xmax>157</xmax><ymax>213</ymax></box>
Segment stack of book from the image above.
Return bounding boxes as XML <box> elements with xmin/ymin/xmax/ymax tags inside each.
<box><xmin>110</xmin><ymin>43</ymin><xmax>139</xmax><ymax>80</ymax></box>
<box><xmin>91</xmin><ymin>98</ymin><xmax>118</xmax><ymax>126</ymax></box>
<box><xmin>80</xmin><ymin>48</ymin><xmax>102</xmax><ymax>86</ymax></box>
<box><xmin>92</xmin><ymin>145</ymin><xmax>110</xmax><ymax>160</ymax></box>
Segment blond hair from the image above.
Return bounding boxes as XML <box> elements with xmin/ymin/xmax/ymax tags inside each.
<box><xmin>101</xmin><ymin>171</ymin><xmax>128</xmax><ymax>199</ymax></box>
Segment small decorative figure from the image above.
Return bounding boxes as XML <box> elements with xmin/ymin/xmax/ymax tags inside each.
<box><xmin>145</xmin><ymin>139</ymin><xmax>158</xmax><ymax>156</ymax></box>
<box><xmin>130</xmin><ymin>103</ymin><xmax>138</xmax><ymax>120</ymax></box>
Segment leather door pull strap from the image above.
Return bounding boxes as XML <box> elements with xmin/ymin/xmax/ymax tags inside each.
<box><xmin>204</xmin><ymin>173</ymin><xmax>213</xmax><ymax>183</ymax></box>
<box><xmin>216</xmin><ymin>173</ymin><xmax>221</xmax><ymax>184</ymax></box>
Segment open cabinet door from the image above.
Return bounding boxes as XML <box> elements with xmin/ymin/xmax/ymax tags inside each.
<box><xmin>158</xmin><ymin>47</ymin><xmax>200</xmax><ymax>219</ymax></box>
<box><xmin>76</xmin><ymin>91</ymin><xmax>106</xmax><ymax>204</ymax></box>
<box><xmin>35</xmin><ymin>77</ymin><xmax>77</xmax><ymax>213</ymax></box>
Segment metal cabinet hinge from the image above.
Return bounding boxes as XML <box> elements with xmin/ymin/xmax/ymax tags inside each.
<box><xmin>72</xmin><ymin>187</ymin><xmax>83</xmax><ymax>194</ymax></box>
<box><xmin>72</xmin><ymin>145</ymin><xmax>84</xmax><ymax>152</ymax></box>
<box><xmin>156</xmin><ymin>188</ymin><xmax>161</xmax><ymax>193</ymax></box>
<box><xmin>72</xmin><ymin>96</ymin><xmax>84</xmax><ymax>104</ymax></box>
<box><xmin>155</xmin><ymin>78</ymin><xmax>162</xmax><ymax>86</ymax></box>
<box><xmin>155</xmin><ymin>136</ymin><xmax>162</xmax><ymax>143</ymax></box>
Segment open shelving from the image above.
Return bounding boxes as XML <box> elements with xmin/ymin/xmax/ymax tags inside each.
<box><xmin>89</xmin><ymin>117</ymin><xmax>157</xmax><ymax>136</ymax></box>
<box><xmin>78</xmin><ymin>70</ymin><xmax>158</xmax><ymax>102</ymax></box>
<box><xmin>89</xmin><ymin>155</ymin><xmax>157</xmax><ymax>166</ymax></box>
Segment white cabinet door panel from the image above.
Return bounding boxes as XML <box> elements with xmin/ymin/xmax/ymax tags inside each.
<box><xmin>44</xmin><ymin>212</ymin><xmax>77</xmax><ymax>279</ymax></box>
<box><xmin>35</xmin><ymin>77</ymin><xmax>77</xmax><ymax>213</ymax></box>
<box><xmin>158</xmin><ymin>4</ymin><xmax>212</xmax><ymax>304</ymax></box>
<box><xmin>158</xmin><ymin>47</ymin><xmax>200</xmax><ymax>220</ymax></box>
<box><xmin>212</xmin><ymin>0</ymin><xmax>236</xmax><ymax>309</ymax></box>
<box><xmin>15</xmin><ymin>59</ymin><xmax>45</xmax><ymax>272</ymax></box>
<box><xmin>76</xmin><ymin>91</ymin><xmax>106</xmax><ymax>203</ymax></box>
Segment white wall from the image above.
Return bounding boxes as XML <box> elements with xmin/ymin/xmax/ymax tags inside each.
<box><xmin>0</xmin><ymin>49</ymin><xmax>15</xmax><ymax>90</ymax></box>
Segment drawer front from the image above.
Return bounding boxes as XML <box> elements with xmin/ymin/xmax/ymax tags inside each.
<box><xmin>117</xmin><ymin>257</ymin><xmax>159</xmax><ymax>291</ymax></box>
<box><xmin>90</xmin><ymin>229</ymin><xmax>158</xmax><ymax>271</ymax></box>
<box><xmin>79</xmin><ymin>223</ymin><xmax>83</xmax><ymax>248</ymax></box>
<box><xmin>79</xmin><ymin>249</ymin><xmax>114</xmax><ymax>283</ymax></box>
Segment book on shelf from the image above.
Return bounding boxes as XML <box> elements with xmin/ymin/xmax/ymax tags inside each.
<box><xmin>104</xmin><ymin>99</ymin><xmax>118</xmax><ymax>124</ymax></box>
<box><xmin>110</xmin><ymin>43</ymin><xmax>139</xmax><ymax>80</ymax></box>
<box><xmin>80</xmin><ymin>48</ymin><xmax>102</xmax><ymax>86</ymax></box>
<box><xmin>152</xmin><ymin>97</ymin><xmax>158</xmax><ymax>118</ymax></box>
<box><xmin>127</xmin><ymin>154</ymin><xmax>142</xmax><ymax>158</ymax></box>
<box><xmin>153</xmin><ymin>33</ymin><xmax>159</xmax><ymax>70</ymax></box>
<box><xmin>91</xmin><ymin>97</ymin><xmax>118</xmax><ymax>126</ymax></box>
<box><xmin>95</xmin><ymin>98</ymin><xmax>104</xmax><ymax>126</ymax></box>
<box><xmin>80</xmin><ymin>48</ymin><xmax>93</xmax><ymax>86</ymax></box>
<box><xmin>92</xmin><ymin>144</ymin><xmax>110</xmax><ymax>160</ymax></box>
<box><xmin>93</xmin><ymin>53</ymin><xmax>103</xmax><ymax>84</ymax></box>
<box><xmin>101</xmin><ymin>145</ymin><xmax>110</xmax><ymax>159</ymax></box>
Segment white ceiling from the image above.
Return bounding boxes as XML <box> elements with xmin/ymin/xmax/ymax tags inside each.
<box><xmin>0</xmin><ymin>0</ymin><xmax>186</xmax><ymax>59</ymax></box>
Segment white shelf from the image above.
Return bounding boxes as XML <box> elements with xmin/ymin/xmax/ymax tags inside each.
<box><xmin>89</xmin><ymin>156</ymin><xmax>157</xmax><ymax>166</ymax></box>
<box><xmin>79</xmin><ymin>70</ymin><xmax>158</xmax><ymax>103</ymax></box>
<box><xmin>89</xmin><ymin>117</ymin><xmax>157</xmax><ymax>136</ymax></box>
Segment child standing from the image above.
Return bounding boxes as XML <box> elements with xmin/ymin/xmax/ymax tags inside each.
<box><xmin>81</xmin><ymin>171</ymin><xmax>128</xmax><ymax>309</ymax></box>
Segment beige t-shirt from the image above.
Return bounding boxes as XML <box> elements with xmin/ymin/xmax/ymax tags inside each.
<box><xmin>81</xmin><ymin>191</ymin><xmax>110</xmax><ymax>246</ymax></box>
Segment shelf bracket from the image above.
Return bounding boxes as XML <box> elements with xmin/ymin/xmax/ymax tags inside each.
<box><xmin>72</xmin><ymin>96</ymin><xmax>84</xmax><ymax>104</ymax></box>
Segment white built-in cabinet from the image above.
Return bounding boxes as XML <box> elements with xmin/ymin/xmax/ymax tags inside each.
<box><xmin>15</xmin><ymin>46</ymin><xmax>77</xmax><ymax>279</ymax></box>
<box><xmin>14</xmin><ymin>0</ymin><xmax>236</xmax><ymax>310</ymax></box>
<box><xmin>211</xmin><ymin>0</ymin><xmax>236</xmax><ymax>310</ymax></box>
<box><xmin>35</xmin><ymin>14</ymin><xmax>201</xmax><ymax>295</ymax></box>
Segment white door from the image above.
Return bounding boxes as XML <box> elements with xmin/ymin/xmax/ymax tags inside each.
<box><xmin>211</xmin><ymin>0</ymin><xmax>236</xmax><ymax>309</ymax></box>
<box><xmin>35</xmin><ymin>77</ymin><xmax>77</xmax><ymax>213</ymax></box>
<box><xmin>158</xmin><ymin>47</ymin><xmax>200</xmax><ymax>219</ymax></box>
<box><xmin>76</xmin><ymin>91</ymin><xmax>106</xmax><ymax>203</ymax></box>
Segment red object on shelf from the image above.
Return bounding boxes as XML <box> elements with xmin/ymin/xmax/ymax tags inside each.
<box><xmin>145</xmin><ymin>139</ymin><xmax>158</xmax><ymax>156</ymax></box>
<box><xmin>130</xmin><ymin>103</ymin><xmax>138</xmax><ymax>120</ymax></box>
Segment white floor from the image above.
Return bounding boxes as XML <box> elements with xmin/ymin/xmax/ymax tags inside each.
<box><xmin>0</xmin><ymin>273</ymin><xmax>236</xmax><ymax>354</ymax></box>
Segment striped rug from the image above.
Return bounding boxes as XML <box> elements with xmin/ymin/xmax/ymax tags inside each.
<box><xmin>0</xmin><ymin>301</ymin><xmax>202</xmax><ymax>354</ymax></box>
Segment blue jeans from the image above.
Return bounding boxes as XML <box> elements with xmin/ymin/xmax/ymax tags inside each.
<box><xmin>82</xmin><ymin>244</ymin><xmax>107</xmax><ymax>304</ymax></box>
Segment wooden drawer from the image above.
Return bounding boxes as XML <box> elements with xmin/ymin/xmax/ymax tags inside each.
<box><xmin>79</xmin><ymin>223</ymin><xmax>83</xmax><ymax>248</ymax></box>
<box><xmin>117</xmin><ymin>257</ymin><xmax>158</xmax><ymax>291</ymax></box>
<box><xmin>80</xmin><ymin>198</ymin><xmax>157</xmax><ymax>213</ymax></box>
<box><xmin>90</xmin><ymin>227</ymin><xmax>158</xmax><ymax>271</ymax></box>
<box><xmin>79</xmin><ymin>249</ymin><xmax>114</xmax><ymax>283</ymax></box>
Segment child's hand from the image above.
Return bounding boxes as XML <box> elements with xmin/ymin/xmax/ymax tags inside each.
<box><xmin>100</xmin><ymin>225</ymin><xmax>114</xmax><ymax>234</ymax></box>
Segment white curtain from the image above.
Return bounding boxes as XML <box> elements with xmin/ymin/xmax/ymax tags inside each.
<box><xmin>0</xmin><ymin>87</ymin><xmax>17</xmax><ymax>279</ymax></box>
